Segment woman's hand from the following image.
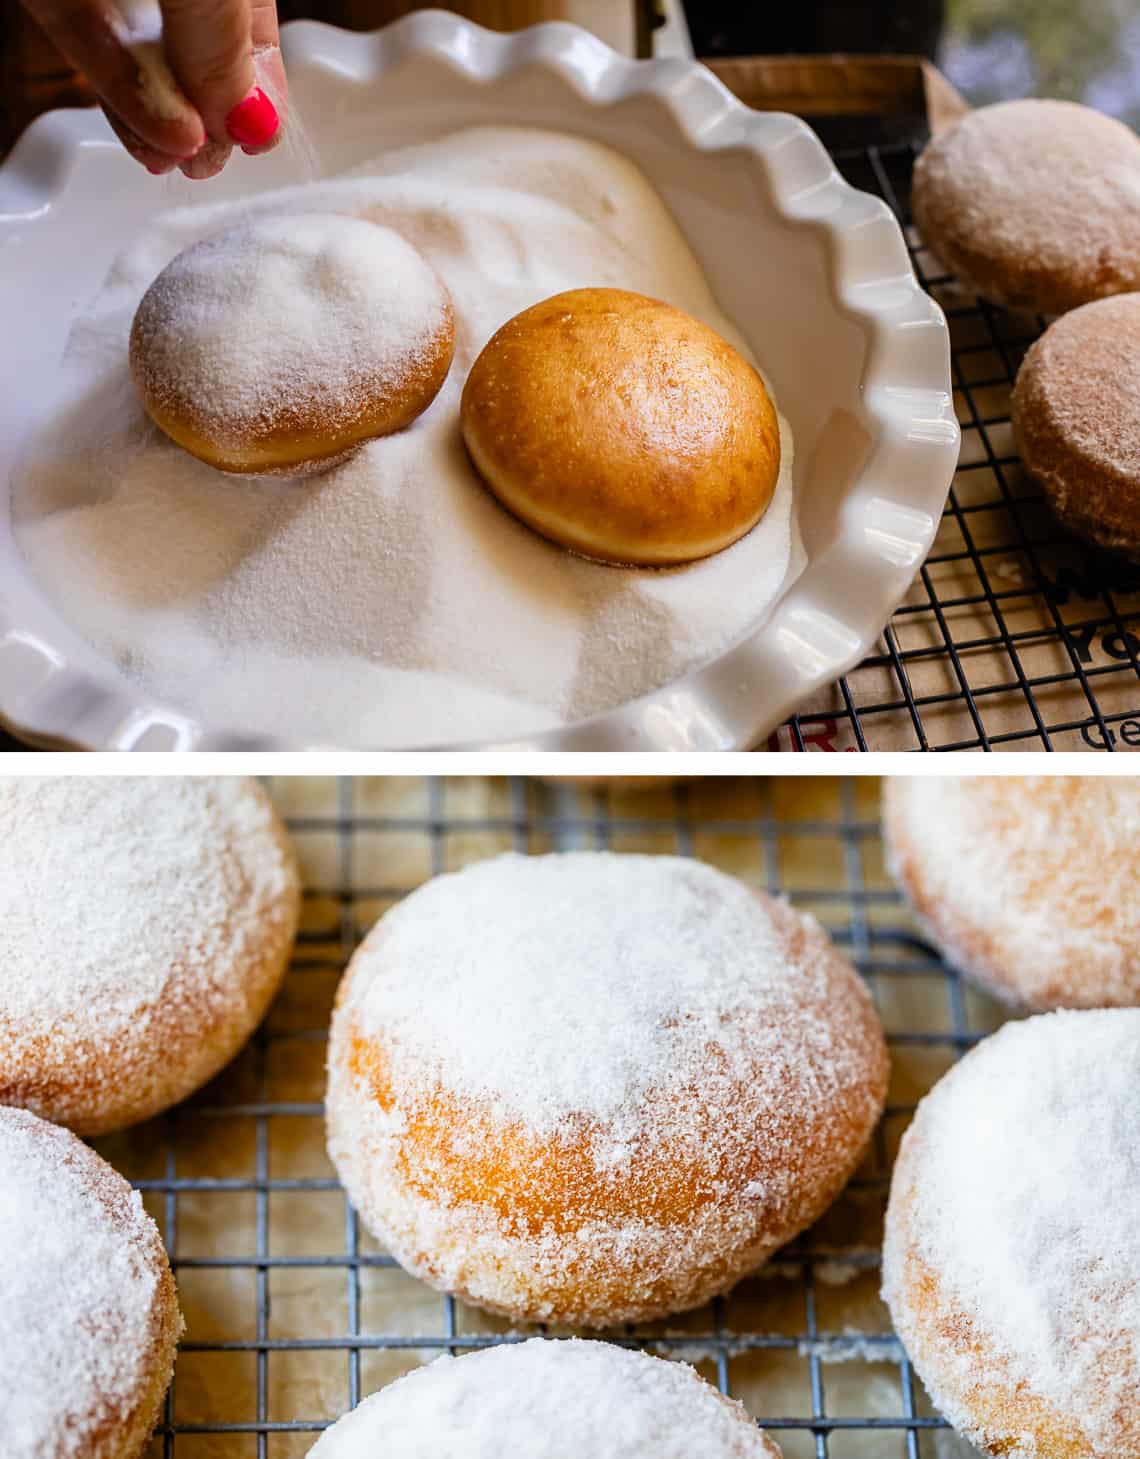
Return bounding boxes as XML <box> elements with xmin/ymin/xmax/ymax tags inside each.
<box><xmin>21</xmin><ymin>0</ymin><xmax>287</xmax><ymax>178</ymax></box>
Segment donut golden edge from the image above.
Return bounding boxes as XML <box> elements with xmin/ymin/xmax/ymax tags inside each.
<box><xmin>1012</xmin><ymin>320</ymin><xmax>1140</xmax><ymax>560</ymax></box>
<box><xmin>459</xmin><ymin>288</ymin><xmax>781</xmax><ymax>566</ymax></box>
<box><xmin>325</xmin><ymin>894</ymin><xmax>888</xmax><ymax>1328</ymax></box>
<box><xmin>911</xmin><ymin>160</ymin><xmax>1061</xmax><ymax>315</ymax></box>
<box><xmin>881</xmin><ymin>779</ymin><xmax>1140</xmax><ymax>1012</ymax></box>
<box><xmin>880</xmin><ymin>779</ymin><xmax>1029</xmax><ymax>1011</ymax></box>
<box><xmin>5</xmin><ymin>1111</ymin><xmax>184</xmax><ymax>1459</ymax></box>
<box><xmin>0</xmin><ymin>781</ymin><xmax>303</xmax><ymax>1136</ymax></box>
<box><xmin>911</xmin><ymin>102</ymin><xmax>1140</xmax><ymax>316</ymax></box>
<box><xmin>883</xmin><ymin>1123</ymin><xmax>1113</xmax><ymax>1459</ymax></box>
<box><xmin>96</xmin><ymin>1262</ymin><xmax>181</xmax><ymax>1459</ymax></box>
<box><xmin>129</xmin><ymin>299</ymin><xmax>455</xmax><ymax>478</ymax></box>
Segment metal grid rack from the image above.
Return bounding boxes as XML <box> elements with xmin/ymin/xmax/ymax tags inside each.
<box><xmin>772</xmin><ymin>139</ymin><xmax>1140</xmax><ymax>754</ymax></box>
<box><xmin>94</xmin><ymin>775</ymin><xmax>1009</xmax><ymax>1458</ymax></box>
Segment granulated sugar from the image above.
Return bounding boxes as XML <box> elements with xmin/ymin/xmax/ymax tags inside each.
<box><xmin>883</xmin><ymin>1010</ymin><xmax>1140</xmax><ymax>1456</ymax></box>
<box><xmin>130</xmin><ymin>214</ymin><xmax>451</xmax><ymax>452</ymax></box>
<box><xmin>0</xmin><ymin>775</ymin><xmax>295</xmax><ymax>1031</ymax></box>
<box><xmin>883</xmin><ymin>776</ymin><xmax>1140</xmax><ymax>1008</ymax></box>
<box><xmin>14</xmin><ymin>127</ymin><xmax>797</xmax><ymax>747</ymax></box>
<box><xmin>326</xmin><ymin>852</ymin><xmax>888</xmax><ymax>1329</ymax></box>
<box><xmin>344</xmin><ymin>852</ymin><xmax>863</xmax><ymax>1143</ymax></box>
<box><xmin>0</xmin><ymin>1106</ymin><xmax>178</xmax><ymax>1458</ymax></box>
<box><xmin>308</xmin><ymin>1339</ymin><xmax>781</xmax><ymax>1458</ymax></box>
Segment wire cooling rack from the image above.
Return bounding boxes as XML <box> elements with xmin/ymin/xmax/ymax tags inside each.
<box><xmin>770</xmin><ymin>137</ymin><xmax>1140</xmax><ymax>753</ymax></box>
<box><xmin>90</xmin><ymin>775</ymin><xmax>1007</xmax><ymax>1458</ymax></box>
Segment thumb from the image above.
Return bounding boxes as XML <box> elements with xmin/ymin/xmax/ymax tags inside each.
<box><xmin>159</xmin><ymin>0</ymin><xmax>279</xmax><ymax>149</ymax></box>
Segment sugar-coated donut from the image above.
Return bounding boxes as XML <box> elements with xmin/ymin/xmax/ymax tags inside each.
<box><xmin>883</xmin><ymin>1010</ymin><xmax>1140</xmax><ymax>1459</ymax></box>
<box><xmin>307</xmin><ymin>1338</ymin><xmax>783</xmax><ymax>1458</ymax></box>
<box><xmin>326</xmin><ymin>852</ymin><xmax>888</xmax><ymax>1327</ymax></box>
<box><xmin>459</xmin><ymin>288</ymin><xmax>781</xmax><ymax>565</ymax></box>
<box><xmin>1012</xmin><ymin>294</ymin><xmax>1140</xmax><ymax>558</ymax></box>
<box><xmin>130</xmin><ymin>214</ymin><xmax>455</xmax><ymax>476</ymax></box>
<box><xmin>912</xmin><ymin>99</ymin><xmax>1140</xmax><ymax>315</ymax></box>
<box><xmin>883</xmin><ymin>776</ymin><xmax>1140</xmax><ymax>1011</ymax></box>
<box><xmin>0</xmin><ymin>1106</ymin><xmax>182</xmax><ymax>1458</ymax></box>
<box><xmin>0</xmin><ymin>776</ymin><xmax>300</xmax><ymax>1134</ymax></box>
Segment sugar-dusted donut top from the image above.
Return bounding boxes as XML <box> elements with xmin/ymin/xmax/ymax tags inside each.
<box><xmin>308</xmin><ymin>1338</ymin><xmax>782</xmax><ymax>1458</ymax></box>
<box><xmin>895</xmin><ymin>1009</ymin><xmax>1140</xmax><ymax>1453</ymax></box>
<box><xmin>0</xmin><ymin>776</ymin><xmax>297</xmax><ymax>1038</ymax></box>
<box><xmin>341</xmin><ymin>851</ymin><xmax>884</xmax><ymax>1162</ymax></box>
<box><xmin>130</xmin><ymin>214</ymin><xmax>451</xmax><ymax>439</ymax></box>
<box><xmin>915</xmin><ymin>99</ymin><xmax>1140</xmax><ymax>295</ymax></box>
<box><xmin>885</xmin><ymin>775</ymin><xmax>1140</xmax><ymax>1007</ymax></box>
<box><xmin>0</xmin><ymin>1107</ymin><xmax>176</xmax><ymax>1457</ymax></box>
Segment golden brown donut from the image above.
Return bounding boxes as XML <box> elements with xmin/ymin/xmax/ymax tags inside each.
<box><xmin>883</xmin><ymin>775</ymin><xmax>1140</xmax><ymax>1011</ymax></box>
<box><xmin>460</xmin><ymin>288</ymin><xmax>781</xmax><ymax>565</ymax></box>
<box><xmin>0</xmin><ymin>1106</ymin><xmax>182</xmax><ymax>1458</ymax></box>
<box><xmin>307</xmin><ymin>1338</ymin><xmax>784</xmax><ymax>1458</ymax></box>
<box><xmin>912</xmin><ymin>99</ymin><xmax>1140</xmax><ymax>315</ymax></box>
<box><xmin>883</xmin><ymin>1010</ymin><xmax>1140</xmax><ymax>1459</ymax></box>
<box><xmin>0</xmin><ymin>776</ymin><xmax>301</xmax><ymax>1134</ymax></box>
<box><xmin>130</xmin><ymin>214</ymin><xmax>455</xmax><ymax>476</ymax></box>
<box><xmin>1012</xmin><ymin>294</ymin><xmax>1140</xmax><ymax>557</ymax></box>
<box><xmin>326</xmin><ymin>851</ymin><xmax>888</xmax><ymax>1328</ymax></box>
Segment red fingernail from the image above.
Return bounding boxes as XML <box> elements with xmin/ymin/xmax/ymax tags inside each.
<box><xmin>146</xmin><ymin>163</ymin><xmax>168</xmax><ymax>175</ymax></box>
<box><xmin>225</xmin><ymin>87</ymin><xmax>278</xmax><ymax>147</ymax></box>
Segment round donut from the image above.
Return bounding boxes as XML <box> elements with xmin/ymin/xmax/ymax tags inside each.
<box><xmin>326</xmin><ymin>851</ymin><xmax>888</xmax><ymax>1328</ymax></box>
<box><xmin>883</xmin><ymin>775</ymin><xmax>1140</xmax><ymax>1011</ymax></box>
<box><xmin>0</xmin><ymin>1105</ymin><xmax>182</xmax><ymax>1458</ymax></box>
<box><xmin>882</xmin><ymin>1009</ymin><xmax>1140</xmax><ymax>1459</ymax></box>
<box><xmin>459</xmin><ymin>288</ymin><xmax>781</xmax><ymax>565</ymax></box>
<box><xmin>307</xmin><ymin>1338</ymin><xmax>783</xmax><ymax>1458</ymax></box>
<box><xmin>0</xmin><ymin>776</ymin><xmax>300</xmax><ymax>1134</ymax></box>
<box><xmin>912</xmin><ymin>99</ymin><xmax>1140</xmax><ymax>315</ymax></box>
<box><xmin>130</xmin><ymin>214</ymin><xmax>455</xmax><ymax>476</ymax></box>
<box><xmin>1012</xmin><ymin>294</ymin><xmax>1140</xmax><ymax>558</ymax></box>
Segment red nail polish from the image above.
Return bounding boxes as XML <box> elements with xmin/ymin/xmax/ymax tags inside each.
<box><xmin>225</xmin><ymin>87</ymin><xmax>279</xmax><ymax>148</ymax></box>
<box><xmin>146</xmin><ymin>163</ymin><xmax>167</xmax><ymax>175</ymax></box>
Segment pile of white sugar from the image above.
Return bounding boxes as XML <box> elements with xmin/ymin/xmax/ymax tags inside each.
<box><xmin>13</xmin><ymin>126</ymin><xmax>797</xmax><ymax>747</ymax></box>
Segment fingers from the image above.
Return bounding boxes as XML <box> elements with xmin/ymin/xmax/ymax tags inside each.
<box><xmin>100</xmin><ymin>102</ymin><xmax>179</xmax><ymax>173</ymax></box>
<box><xmin>245</xmin><ymin>0</ymin><xmax>287</xmax><ymax>155</ymax></box>
<box><xmin>160</xmin><ymin>0</ymin><xmax>280</xmax><ymax>152</ymax></box>
<box><xmin>26</xmin><ymin>0</ymin><xmax>205</xmax><ymax>161</ymax></box>
<box><xmin>178</xmin><ymin>138</ymin><xmax>232</xmax><ymax>180</ymax></box>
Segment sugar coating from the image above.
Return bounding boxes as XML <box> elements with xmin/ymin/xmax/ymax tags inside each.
<box><xmin>307</xmin><ymin>1338</ymin><xmax>781</xmax><ymax>1457</ymax></box>
<box><xmin>914</xmin><ymin>99</ymin><xmax>1140</xmax><ymax>311</ymax></box>
<box><xmin>883</xmin><ymin>1011</ymin><xmax>1140</xmax><ymax>1456</ymax></box>
<box><xmin>1013</xmin><ymin>293</ymin><xmax>1140</xmax><ymax>501</ymax></box>
<box><xmin>0</xmin><ymin>776</ymin><xmax>300</xmax><ymax>1130</ymax></box>
<box><xmin>131</xmin><ymin>214</ymin><xmax>450</xmax><ymax>450</ymax></box>
<box><xmin>884</xmin><ymin>775</ymin><xmax>1140</xmax><ymax>1009</ymax></box>
<box><xmin>327</xmin><ymin>853</ymin><xmax>888</xmax><ymax>1326</ymax></box>
<box><xmin>344</xmin><ymin>852</ymin><xmax>867</xmax><ymax>1143</ymax></box>
<box><xmin>0</xmin><ymin>1106</ymin><xmax>180</xmax><ymax>1458</ymax></box>
<box><xmin>14</xmin><ymin>126</ymin><xmax>798</xmax><ymax>748</ymax></box>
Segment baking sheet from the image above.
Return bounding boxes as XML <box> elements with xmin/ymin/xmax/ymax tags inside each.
<box><xmin>86</xmin><ymin>775</ymin><xmax>1011</xmax><ymax>1456</ymax></box>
